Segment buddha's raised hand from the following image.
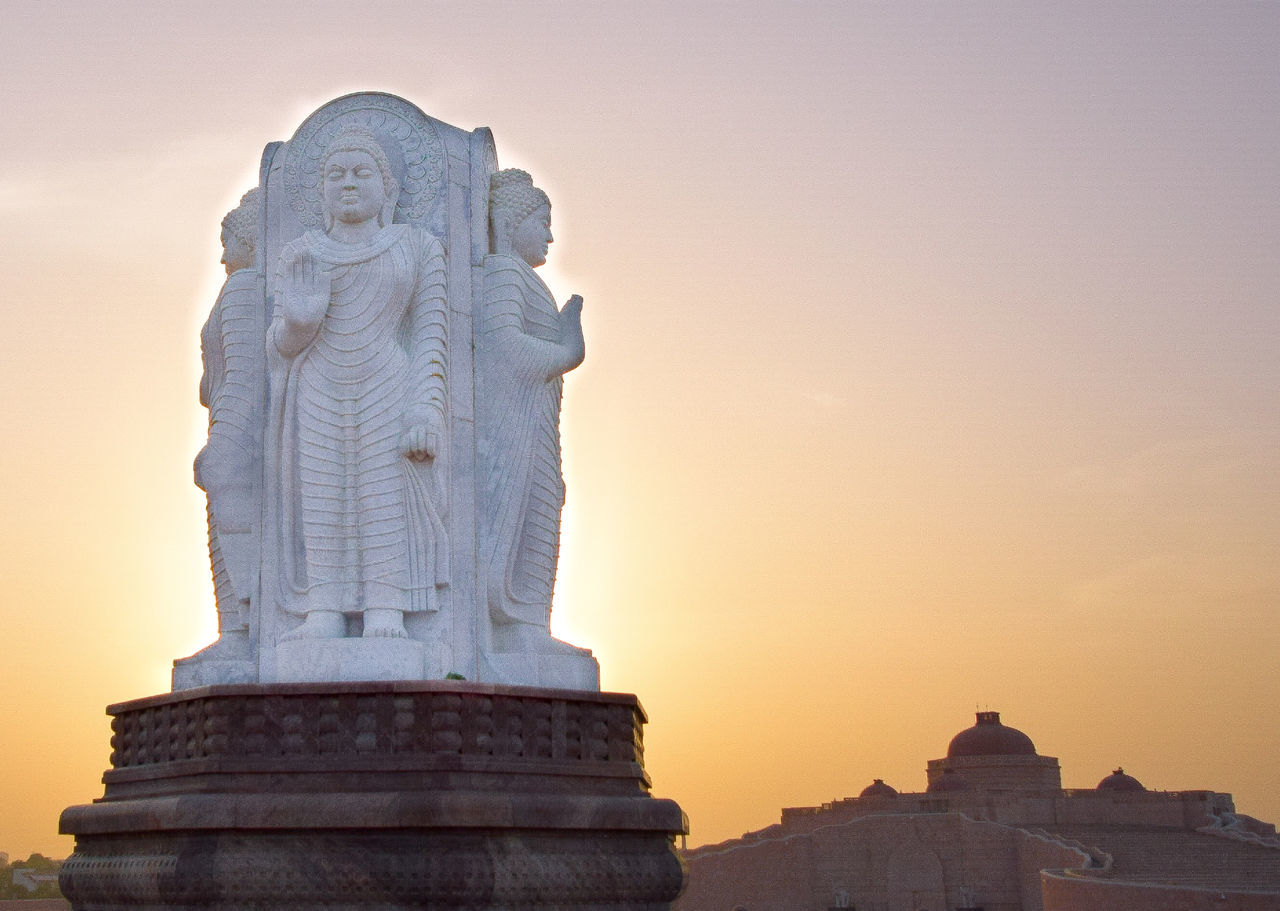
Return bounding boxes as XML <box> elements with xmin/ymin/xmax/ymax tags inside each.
<box><xmin>275</xmin><ymin>247</ymin><xmax>333</xmax><ymax>356</ymax></box>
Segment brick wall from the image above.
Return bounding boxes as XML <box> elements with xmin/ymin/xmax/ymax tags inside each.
<box><xmin>677</xmin><ymin>813</ymin><xmax>1088</xmax><ymax>911</ymax></box>
<box><xmin>1042</xmin><ymin>871</ymin><xmax>1280</xmax><ymax>911</ymax></box>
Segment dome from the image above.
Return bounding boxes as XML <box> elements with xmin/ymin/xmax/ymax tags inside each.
<box><xmin>1097</xmin><ymin>767</ymin><xmax>1146</xmax><ymax>792</ymax></box>
<box><xmin>927</xmin><ymin>769</ymin><xmax>969</xmax><ymax>793</ymax></box>
<box><xmin>859</xmin><ymin>778</ymin><xmax>898</xmax><ymax>798</ymax></box>
<box><xmin>947</xmin><ymin>711</ymin><xmax>1037</xmax><ymax>758</ymax></box>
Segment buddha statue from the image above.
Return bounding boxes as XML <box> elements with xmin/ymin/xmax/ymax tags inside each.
<box><xmin>181</xmin><ymin>188</ymin><xmax>264</xmax><ymax>669</ymax></box>
<box><xmin>477</xmin><ymin>169</ymin><xmax>587</xmax><ymax>656</ymax></box>
<box><xmin>267</xmin><ymin>124</ymin><xmax>449</xmax><ymax>643</ymax></box>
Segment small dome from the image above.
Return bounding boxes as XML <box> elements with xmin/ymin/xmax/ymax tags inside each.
<box><xmin>927</xmin><ymin>769</ymin><xmax>970</xmax><ymax>793</ymax></box>
<box><xmin>1097</xmin><ymin>767</ymin><xmax>1145</xmax><ymax>792</ymax></box>
<box><xmin>859</xmin><ymin>778</ymin><xmax>898</xmax><ymax>798</ymax></box>
<box><xmin>947</xmin><ymin>711</ymin><xmax>1037</xmax><ymax>758</ymax></box>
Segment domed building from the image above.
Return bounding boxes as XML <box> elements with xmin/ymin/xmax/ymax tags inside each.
<box><xmin>676</xmin><ymin>711</ymin><xmax>1280</xmax><ymax>911</ymax></box>
<box><xmin>858</xmin><ymin>778</ymin><xmax>899</xmax><ymax>799</ymax></box>
<box><xmin>1096</xmin><ymin>767</ymin><xmax>1145</xmax><ymax>792</ymax></box>
<box><xmin>948</xmin><ymin>710</ymin><xmax>1038</xmax><ymax>757</ymax></box>
<box><xmin>927</xmin><ymin>711</ymin><xmax>1062</xmax><ymax>793</ymax></box>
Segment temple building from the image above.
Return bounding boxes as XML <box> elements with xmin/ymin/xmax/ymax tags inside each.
<box><xmin>675</xmin><ymin>711</ymin><xmax>1280</xmax><ymax>911</ymax></box>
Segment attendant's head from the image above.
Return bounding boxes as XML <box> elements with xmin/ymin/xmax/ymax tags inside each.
<box><xmin>220</xmin><ymin>188</ymin><xmax>259</xmax><ymax>275</ymax></box>
<box><xmin>490</xmin><ymin>169</ymin><xmax>552</xmax><ymax>267</ymax></box>
<box><xmin>321</xmin><ymin>125</ymin><xmax>399</xmax><ymax>231</ymax></box>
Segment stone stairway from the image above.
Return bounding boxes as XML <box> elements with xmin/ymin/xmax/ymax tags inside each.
<box><xmin>1022</xmin><ymin>827</ymin><xmax>1111</xmax><ymax>870</ymax></box>
<box><xmin>1044</xmin><ymin>824</ymin><xmax>1280</xmax><ymax>893</ymax></box>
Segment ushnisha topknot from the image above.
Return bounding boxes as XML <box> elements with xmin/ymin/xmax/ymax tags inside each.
<box><xmin>490</xmin><ymin>168</ymin><xmax>550</xmax><ymax>233</ymax></box>
<box><xmin>221</xmin><ymin>188</ymin><xmax>260</xmax><ymax>249</ymax></box>
<box><xmin>321</xmin><ymin>124</ymin><xmax>398</xmax><ymax>198</ymax></box>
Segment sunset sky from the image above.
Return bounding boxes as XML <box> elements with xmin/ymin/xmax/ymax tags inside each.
<box><xmin>1</xmin><ymin>1</ymin><xmax>1277</xmax><ymax>858</ymax></box>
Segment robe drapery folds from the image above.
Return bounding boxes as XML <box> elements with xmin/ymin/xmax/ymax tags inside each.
<box><xmin>268</xmin><ymin>224</ymin><xmax>449</xmax><ymax>618</ymax></box>
<box><xmin>197</xmin><ymin>267</ymin><xmax>263</xmax><ymax>621</ymax></box>
<box><xmin>477</xmin><ymin>254</ymin><xmax>570</xmax><ymax>627</ymax></box>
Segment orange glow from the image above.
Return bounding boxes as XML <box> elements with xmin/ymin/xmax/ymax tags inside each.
<box><xmin>1</xmin><ymin>2</ymin><xmax>1278</xmax><ymax>859</ymax></box>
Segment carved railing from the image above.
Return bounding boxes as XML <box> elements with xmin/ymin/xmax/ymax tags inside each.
<box><xmin>107</xmin><ymin>686</ymin><xmax>644</xmax><ymax>770</ymax></box>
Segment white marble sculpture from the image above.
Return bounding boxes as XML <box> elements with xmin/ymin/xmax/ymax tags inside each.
<box><xmin>173</xmin><ymin>190</ymin><xmax>264</xmax><ymax>685</ymax></box>
<box><xmin>476</xmin><ymin>169</ymin><xmax>592</xmax><ymax>681</ymax></box>
<box><xmin>173</xmin><ymin>93</ymin><xmax>600</xmax><ymax>690</ymax></box>
<box><xmin>267</xmin><ymin>124</ymin><xmax>449</xmax><ymax>643</ymax></box>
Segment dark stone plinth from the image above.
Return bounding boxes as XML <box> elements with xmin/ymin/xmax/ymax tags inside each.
<box><xmin>60</xmin><ymin>682</ymin><xmax>687</xmax><ymax>910</ymax></box>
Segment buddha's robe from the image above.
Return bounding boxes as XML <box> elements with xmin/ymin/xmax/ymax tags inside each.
<box><xmin>269</xmin><ymin>224</ymin><xmax>449</xmax><ymax>617</ymax></box>
<box><xmin>195</xmin><ymin>267</ymin><xmax>264</xmax><ymax>629</ymax></box>
<box><xmin>477</xmin><ymin>254</ymin><xmax>580</xmax><ymax>628</ymax></box>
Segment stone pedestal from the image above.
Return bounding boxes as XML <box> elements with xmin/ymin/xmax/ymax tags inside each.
<box><xmin>59</xmin><ymin>682</ymin><xmax>686</xmax><ymax>910</ymax></box>
<box><xmin>272</xmin><ymin>638</ymin><xmax>438</xmax><ymax>684</ymax></box>
<box><xmin>483</xmin><ymin>649</ymin><xmax>601</xmax><ymax>692</ymax></box>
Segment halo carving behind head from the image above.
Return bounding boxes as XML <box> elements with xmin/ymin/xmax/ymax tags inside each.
<box><xmin>282</xmin><ymin>95</ymin><xmax>444</xmax><ymax>230</ymax></box>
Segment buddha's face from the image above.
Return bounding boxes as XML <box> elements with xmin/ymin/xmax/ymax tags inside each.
<box><xmin>512</xmin><ymin>204</ymin><xmax>553</xmax><ymax>267</ymax></box>
<box><xmin>220</xmin><ymin>226</ymin><xmax>254</xmax><ymax>275</ymax></box>
<box><xmin>323</xmin><ymin>150</ymin><xmax>386</xmax><ymax>226</ymax></box>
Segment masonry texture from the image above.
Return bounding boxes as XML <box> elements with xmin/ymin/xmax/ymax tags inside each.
<box><xmin>676</xmin><ymin>711</ymin><xmax>1280</xmax><ymax>911</ymax></box>
<box><xmin>60</xmin><ymin>681</ymin><xmax>687</xmax><ymax>910</ymax></box>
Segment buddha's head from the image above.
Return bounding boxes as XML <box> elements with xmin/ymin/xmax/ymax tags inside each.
<box><xmin>490</xmin><ymin>169</ymin><xmax>552</xmax><ymax>267</ymax></box>
<box><xmin>220</xmin><ymin>188</ymin><xmax>260</xmax><ymax>275</ymax></box>
<box><xmin>320</xmin><ymin>125</ymin><xmax>399</xmax><ymax>232</ymax></box>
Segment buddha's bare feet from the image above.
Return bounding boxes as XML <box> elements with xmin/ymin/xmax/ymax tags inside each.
<box><xmin>363</xmin><ymin>608</ymin><xmax>407</xmax><ymax>638</ymax></box>
<box><xmin>280</xmin><ymin>610</ymin><xmax>345</xmax><ymax>641</ymax></box>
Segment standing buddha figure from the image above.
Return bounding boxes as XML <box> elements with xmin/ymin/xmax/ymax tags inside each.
<box><xmin>183</xmin><ymin>188</ymin><xmax>263</xmax><ymax>670</ymax></box>
<box><xmin>268</xmin><ymin>125</ymin><xmax>449</xmax><ymax>642</ymax></box>
<box><xmin>477</xmin><ymin>168</ymin><xmax>586</xmax><ymax>656</ymax></box>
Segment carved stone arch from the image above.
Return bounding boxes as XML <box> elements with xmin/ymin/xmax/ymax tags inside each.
<box><xmin>280</xmin><ymin>92</ymin><xmax>447</xmax><ymax>233</ymax></box>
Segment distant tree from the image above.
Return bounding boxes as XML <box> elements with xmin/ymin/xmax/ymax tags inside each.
<box><xmin>0</xmin><ymin>853</ymin><xmax>64</xmax><ymax>899</ymax></box>
<box><xmin>0</xmin><ymin>870</ymin><xmax>18</xmax><ymax>901</ymax></box>
<box><xmin>19</xmin><ymin>853</ymin><xmax>60</xmax><ymax>871</ymax></box>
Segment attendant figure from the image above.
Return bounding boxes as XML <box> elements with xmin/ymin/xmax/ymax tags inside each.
<box><xmin>268</xmin><ymin>125</ymin><xmax>449</xmax><ymax>641</ymax></box>
<box><xmin>187</xmin><ymin>189</ymin><xmax>263</xmax><ymax>663</ymax></box>
<box><xmin>477</xmin><ymin>169</ymin><xmax>585</xmax><ymax>654</ymax></box>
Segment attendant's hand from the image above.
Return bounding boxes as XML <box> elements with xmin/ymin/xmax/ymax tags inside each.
<box><xmin>561</xmin><ymin>293</ymin><xmax>584</xmax><ymax>326</ymax></box>
<box><xmin>557</xmin><ymin>294</ymin><xmax>586</xmax><ymax>372</ymax></box>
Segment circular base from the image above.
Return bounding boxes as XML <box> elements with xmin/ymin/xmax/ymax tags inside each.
<box><xmin>60</xmin><ymin>682</ymin><xmax>686</xmax><ymax>910</ymax></box>
<box><xmin>62</xmin><ymin>830</ymin><xmax>684</xmax><ymax>910</ymax></box>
